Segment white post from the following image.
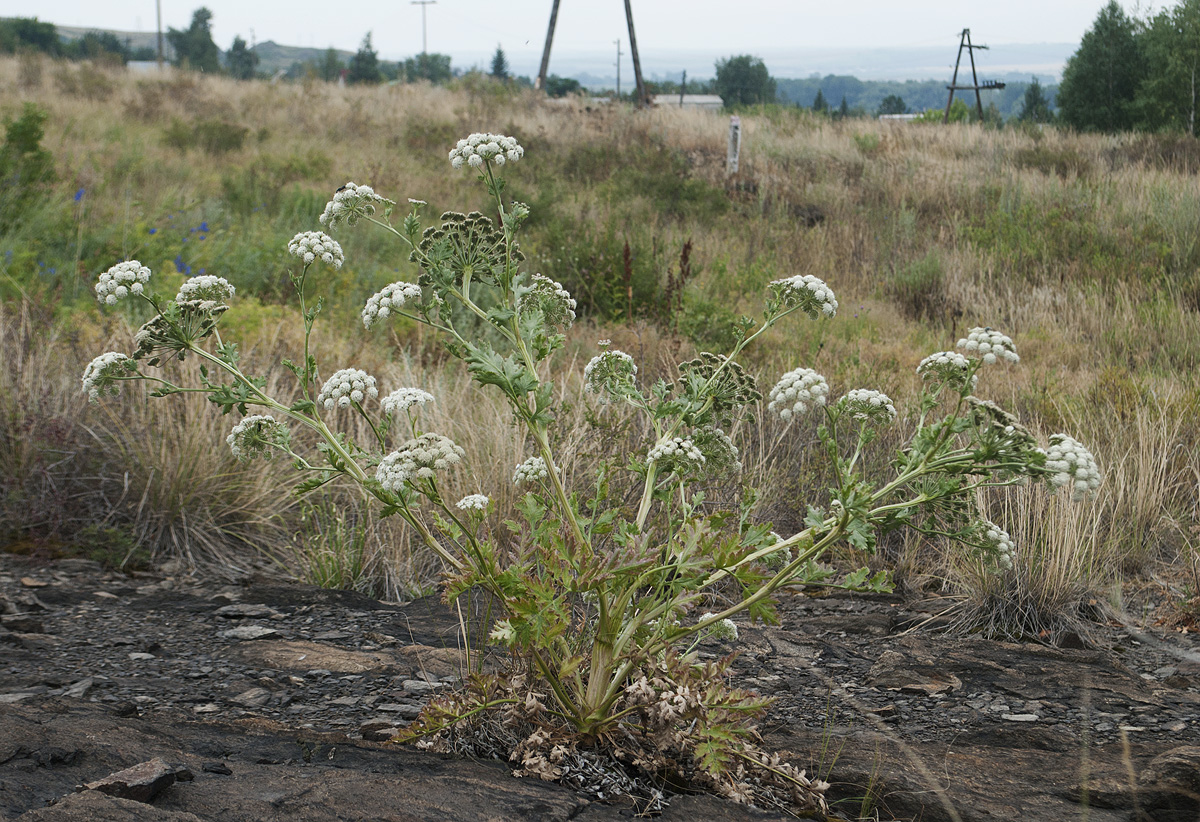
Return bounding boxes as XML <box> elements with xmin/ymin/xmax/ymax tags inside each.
<box><xmin>727</xmin><ymin>115</ymin><xmax>741</xmax><ymax>174</ymax></box>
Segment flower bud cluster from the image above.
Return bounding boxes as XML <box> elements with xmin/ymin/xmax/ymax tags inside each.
<box><xmin>513</xmin><ymin>456</ymin><xmax>549</xmax><ymax>485</ymax></box>
<box><xmin>583</xmin><ymin>349</ymin><xmax>638</xmax><ymax>399</ymax></box>
<box><xmin>449</xmin><ymin>133</ymin><xmax>524</xmax><ymax>170</ymax></box>
<box><xmin>519</xmin><ymin>274</ymin><xmax>576</xmax><ymax>328</ymax></box>
<box><xmin>699</xmin><ymin>613</ymin><xmax>739</xmax><ymax>642</ymax></box>
<box><xmin>647</xmin><ymin>437</ymin><xmax>706</xmax><ymax>471</ymax></box>
<box><xmin>317</xmin><ymin>368</ymin><xmax>378</xmax><ymax>410</ymax></box>
<box><xmin>95</xmin><ymin>261</ymin><xmax>151</xmax><ymax>306</ymax></box>
<box><xmin>768</xmin><ymin>368</ymin><xmax>829</xmax><ymax>421</ymax></box>
<box><xmin>980</xmin><ymin>521</ymin><xmax>1015</xmax><ymax>571</ymax></box>
<box><xmin>132</xmin><ymin>301</ymin><xmax>228</xmax><ymax>366</ymax></box>
<box><xmin>82</xmin><ymin>352</ymin><xmax>132</xmax><ymax>402</ymax></box>
<box><xmin>455</xmin><ymin>494</ymin><xmax>490</xmax><ymax>511</ymax></box>
<box><xmin>362</xmin><ymin>281</ymin><xmax>422</xmax><ymax>329</ymax></box>
<box><xmin>691</xmin><ymin>427</ymin><xmax>742</xmax><ymax>474</ymax></box>
<box><xmin>381</xmin><ymin>387</ymin><xmax>435</xmax><ymax>416</ymax></box>
<box><xmin>375</xmin><ymin>433</ymin><xmax>466</xmax><ymax>491</ymax></box>
<box><xmin>917</xmin><ymin>351</ymin><xmax>976</xmax><ymax>391</ymax></box>
<box><xmin>839</xmin><ymin>388</ymin><xmax>897</xmax><ymax>425</ymax></box>
<box><xmin>957</xmin><ymin>327</ymin><xmax>1019</xmax><ymax>365</ymax></box>
<box><xmin>770</xmin><ymin>274</ymin><xmax>838</xmax><ymax>319</ymax></box>
<box><xmin>176</xmin><ymin>275</ymin><xmax>235</xmax><ymax>304</ymax></box>
<box><xmin>318</xmin><ymin>182</ymin><xmax>393</xmax><ymax>231</ymax></box>
<box><xmin>287</xmin><ymin>231</ymin><xmax>344</xmax><ymax>269</ymax></box>
<box><xmin>226</xmin><ymin>415</ymin><xmax>291</xmax><ymax>462</ymax></box>
<box><xmin>1045</xmin><ymin>434</ymin><xmax>1102</xmax><ymax>500</ymax></box>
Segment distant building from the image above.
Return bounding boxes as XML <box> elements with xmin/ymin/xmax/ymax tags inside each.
<box><xmin>652</xmin><ymin>94</ymin><xmax>724</xmax><ymax>111</ymax></box>
<box><xmin>878</xmin><ymin>113</ymin><xmax>921</xmax><ymax>122</ymax></box>
<box><xmin>126</xmin><ymin>61</ymin><xmax>170</xmax><ymax>75</ymax></box>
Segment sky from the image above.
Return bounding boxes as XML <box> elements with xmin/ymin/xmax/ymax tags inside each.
<box><xmin>16</xmin><ymin>0</ymin><xmax>1120</xmax><ymax>79</ymax></box>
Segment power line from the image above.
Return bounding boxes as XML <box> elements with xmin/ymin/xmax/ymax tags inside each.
<box><xmin>411</xmin><ymin>1</ymin><xmax>436</xmax><ymax>55</ymax></box>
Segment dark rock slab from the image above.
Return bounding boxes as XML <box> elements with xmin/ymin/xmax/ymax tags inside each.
<box><xmin>82</xmin><ymin>757</ymin><xmax>177</xmax><ymax>803</ymax></box>
<box><xmin>15</xmin><ymin>790</ymin><xmax>206</xmax><ymax>821</ymax></box>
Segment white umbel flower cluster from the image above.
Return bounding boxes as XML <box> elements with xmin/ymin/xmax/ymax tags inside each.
<box><xmin>699</xmin><ymin>613</ymin><xmax>739</xmax><ymax>642</ymax></box>
<box><xmin>375</xmin><ymin>433</ymin><xmax>466</xmax><ymax>491</ymax></box>
<box><xmin>362</xmin><ymin>281</ymin><xmax>422</xmax><ymax>329</ymax></box>
<box><xmin>770</xmin><ymin>274</ymin><xmax>838</xmax><ymax>319</ymax></box>
<box><xmin>512</xmin><ymin>456</ymin><xmax>549</xmax><ymax>485</ymax></box>
<box><xmin>647</xmin><ymin>437</ymin><xmax>706</xmax><ymax>470</ymax></box>
<box><xmin>839</xmin><ymin>388</ymin><xmax>897</xmax><ymax>425</ymax></box>
<box><xmin>318</xmin><ymin>182</ymin><xmax>393</xmax><ymax>231</ymax></box>
<box><xmin>1045</xmin><ymin>434</ymin><xmax>1102</xmax><ymax>500</ymax></box>
<box><xmin>176</xmin><ymin>275</ymin><xmax>235</xmax><ymax>304</ymax></box>
<box><xmin>583</xmin><ymin>349</ymin><xmax>638</xmax><ymax>399</ymax></box>
<box><xmin>519</xmin><ymin>274</ymin><xmax>577</xmax><ymax>328</ymax></box>
<box><xmin>287</xmin><ymin>231</ymin><xmax>344</xmax><ymax>269</ymax></box>
<box><xmin>226</xmin><ymin>415</ymin><xmax>291</xmax><ymax>462</ymax></box>
<box><xmin>455</xmin><ymin>494</ymin><xmax>490</xmax><ymax>511</ymax></box>
<box><xmin>95</xmin><ymin>260</ymin><xmax>151</xmax><ymax>306</ymax></box>
<box><xmin>317</xmin><ymin>368</ymin><xmax>378</xmax><ymax>410</ymax></box>
<box><xmin>917</xmin><ymin>350</ymin><xmax>976</xmax><ymax>391</ymax></box>
<box><xmin>980</xmin><ymin>520</ymin><xmax>1015</xmax><ymax>571</ymax></box>
<box><xmin>381</xmin><ymin>387</ymin><xmax>435</xmax><ymax>415</ymax></box>
<box><xmin>82</xmin><ymin>352</ymin><xmax>132</xmax><ymax>402</ymax></box>
<box><xmin>957</xmin><ymin>327</ymin><xmax>1019</xmax><ymax>365</ymax></box>
<box><xmin>768</xmin><ymin>367</ymin><xmax>830</xmax><ymax>421</ymax></box>
<box><xmin>449</xmin><ymin>133</ymin><xmax>524</xmax><ymax>170</ymax></box>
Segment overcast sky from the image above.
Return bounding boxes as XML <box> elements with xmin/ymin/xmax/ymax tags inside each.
<box><xmin>20</xmin><ymin>0</ymin><xmax>1125</xmax><ymax>77</ymax></box>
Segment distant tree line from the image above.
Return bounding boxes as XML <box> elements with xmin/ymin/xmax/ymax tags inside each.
<box><xmin>1056</xmin><ymin>0</ymin><xmax>1200</xmax><ymax>135</ymax></box>
<box><xmin>0</xmin><ymin>17</ymin><xmax>155</xmax><ymax>62</ymax></box>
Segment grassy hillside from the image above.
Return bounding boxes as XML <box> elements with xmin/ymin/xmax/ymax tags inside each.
<box><xmin>1</xmin><ymin>54</ymin><xmax>1196</xmax><ymax>613</ymax></box>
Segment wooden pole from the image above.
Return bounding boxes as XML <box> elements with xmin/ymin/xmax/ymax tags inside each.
<box><xmin>943</xmin><ymin>29</ymin><xmax>965</xmax><ymax>123</ymax></box>
<box><xmin>535</xmin><ymin>0</ymin><xmax>562</xmax><ymax>91</ymax></box>
<box><xmin>623</xmin><ymin>0</ymin><xmax>648</xmax><ymax>106</ymax></box>
<box><xmin>966</xmin><ymin>29</ymin><xmax>984</xmax><ymax>120</ymax></box>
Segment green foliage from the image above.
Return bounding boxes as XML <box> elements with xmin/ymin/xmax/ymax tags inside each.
<box><xmin>317</xmin><ymin>48</ymin><xmax>343</xmax><ymax>82</ymax></box>
<box><xmin>489</xmin><ymin>45</ymin><xmax>508</xmax><ymax>80</ymax></box>
<box><xmin>0</xmin><ymin>103</ymin><xmax>55</xmax><ymax>189</ymax></box>
<box><xmin>404</xmin><ymin>52</ymin><xmax>452</xmax><ymax>84</ymax></box>
<box><xmin>714</xmin><ymin>54</ymin><xmax>777</xmax><ymax>107</ymax></box>
<box><xmin>1056</xmin><ymin>1</ymin><xmax>1143</xmax><ymax>132</ymax></box>
<box><xmin>0</xmin><ymin>17</ymin><xmax>59</xmax><ymax>55</ymax></box>
<box><xmin>1135</xmin><ymin>0</ymin><xmax>1200</xmax><ymax>135</ymax></box>
<box><xmin>226</xmin><ymin>35</ymin><xmax>259</xmax><ymax>80</ymax></box>
<box><xmin>876</xmin><ymin>94</ymin><xmax>907</xmax><ymax>116</ymax></box>
<box><xmin>1018</xmin><ymin>77</ymin><xmax>1053</xmax><ymax>123</ymax></box>
<box><xmin>163</xmin><ymin>117</ymin><xmax>249</xmax><ymax>155</ymax></box>
<box><xmin>544</xmin><ymin>74</ymin><xmax>581</xmax><ymax>97</ymax></box>
<box><xmin>347</xmin><ymin>33</ymin><xmax>382</xmax><ymax>84</ymax></box>
<box><xmin>885</xmin><ymin>251</ymin><xmax>951</xmax><ymax>322</ymax></box>
<box><xmin>166</xmin><ymin>7</ymin><xmax>221</xmax><ymax>73</ymax></box>
<box><xmin>1011</xmin><ymin>144</ymin><xmax>1092</xmax><ymax>178</ymax></box>
<box><xmin>812</xmin><ymin>88</ymin><xmax>829</xmax><ymax>113</ymax></box>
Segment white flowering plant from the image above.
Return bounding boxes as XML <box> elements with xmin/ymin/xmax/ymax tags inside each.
<box><xmin>85</xmin><ymin>135</ymin><xmax>1101</xmax><ymax>812</ymax></box>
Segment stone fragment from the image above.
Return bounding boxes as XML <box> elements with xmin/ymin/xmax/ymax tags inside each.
<box><xmin>128</xmin><ymin>653</ymin><xmax>156</xmax><ymax>661</ymax></box>
<box><xmin>401</xmin><ymin>679</ymin><xmax>443</xmax><ymax>694</ymax></box>
<box><xmin>202</xmin><ymin>763</ymin><xmax>233</xmax><ymax>775</ymax></box>
<box><xmin>213</xmin><ymin>603</ymin><xmax>282</xmax><ymax>619</ymax></box>
<box><xmin>0</xmin><ymin>692</ymin><xmax>37</xmax><ymax>704</ymax></box>
<box><xmin>866</xmin><ymin>650</ymin><xmax>961</xmax><ymax>695</ymax></box>
<box><xmin>82</xmin><ymin>757</ymin><xmax>177</xmax><ymax>803</ymax></box>
<box><xmin>315</xmin><ymin>630</ymin><xmax>351</xmax><ymax>640</ymax></box>
<box><xmin>376</xmin><ymin>703</ymin><xmax>423</xmax><ymax>719</ymax></box>
<box><xmin>63</xmin><ymin>678</ymin><xmax>95</xmax><ymax>698</ymax></box>
<box><xmin>1140</xmin><ymin>746</ymin><xmax>1200</xmax><ymax>794</ymax></box>
<box><xmin>1</xmin><ymin>614</ymin><xmax>44</xmax><ymax>633</ymax></box>
<box><xmin>1002</xmin><ymin>713</ymin><xmax>1040</xmax><ymax>722</ymax></box>
<box><xmin>231</xmin><ymin>687</ymin><xmax>272</xmax><ymax>708</ymax></box>
<box><xmin>20</xmin><ymin>577</ymin><xmax>49</xmax><ymax>588</ymax></box>
<box><xmin>193</xmin><ymin>703</ymin><xmax>220</xmax><ymax>714</ymax></box>
<box><xmin>360</xmin><ymin>720</ymin><xmax>406</xmax><ymax>741</ymax></box>
<box><xmin>219</xmin><ymin>625</ymin><xmax>279</xmax><ymax>641</ymax></box>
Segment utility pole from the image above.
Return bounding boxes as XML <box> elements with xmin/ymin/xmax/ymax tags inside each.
<box><xmin>943</xmin><ymin>28</ymin><xmax>1005</xmax><ymax>123</ymax></box>
<box><xmin>680</xmin><ymin>69</ymin><xmax>686</xmax><ymax>105</ymax></box>
<box><xmin>535</xmin><ymin>0</ymin><xmax>562</xmax><ymax>90</ymax></box>
<box><xmin>412</xmin><ymin>0</ymin><xmax>436</xmax><ymax>55</ymax></box>
<box><xmin>155</xmin><ymin>0</ymin><xmax>163</xmax><ymax>68</ymax></box>
<box><xmin>614</xmin><ymin>39</ymin><xmax>621</xmax><ymax>99</ymax></box>
<box><xmin>623</xmin><ymin>0</ymin><xmax>647</xmax><ymax>106</ymax></box>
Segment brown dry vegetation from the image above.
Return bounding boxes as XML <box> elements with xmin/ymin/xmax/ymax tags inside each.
<box><xmin>1</xmin><ymin>55</ymin><xmax>1197</xmax><ymax>619</ymax></box>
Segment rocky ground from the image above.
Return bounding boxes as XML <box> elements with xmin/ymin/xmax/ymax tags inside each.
<box><xmin>2</xmin><ymin>553</ymin><xmax>1199</xmax><ymax>821</ymax></box>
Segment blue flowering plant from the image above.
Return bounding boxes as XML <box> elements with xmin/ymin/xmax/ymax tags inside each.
<box><xmin>85</xmin><ymin>132</ymin><xmax>1101</xmax><ymax>811</ymax></box>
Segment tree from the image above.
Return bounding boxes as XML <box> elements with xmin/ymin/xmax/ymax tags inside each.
<box><xmin>1056</xmin><ymin>0</ymin><xmax>1143</xmax><ymax>132</ymax></box>
<box><xmin>166</xmin><ymin>7</ymin><xmax>221</xmax><ymax>73</ymax></box>
<box><xmin>1136</xmin><ymin>0</ymin><xmax>1200</xmax><ymax>135</ymax></box>
<box><xmin>489</xmin><ymin>45</ymin><xmax>509</xmax><ymax>80</ymax></box>
<box><xmin>226</xmin><ymin>36</ymin><xmax>258</xmax><ymax>80</ymax></box>
<box><xmin>347</xmin><ymin>33</ymin><xmax>382</xmax><ymax>84</ymax></box>
<box><xmin>404</xmin><ymin>52</ymin><xmax>452</xmax><ymax>84</ymax></box>
<box><xmin>1018</xmin><ymin>77</ymin><xmax>1053</xmax><ymax>123</ymax></box>
<box><xmin>318</xmin><ymin>48</ymin><xmax>343</xmax><ymax>82</ymax></box>
<box><xmin>877</xmin><ymin>94</ymin><xmax>907</xmax><ymax>115</ymax></box>
<box><xmin>812</xmin><ymin>88</ymin><xmax>829</xmax><ymax>113</ymax></box>
<box><xmin>714</xmin><ymin>55</ymin><xmax>776</xmax><ymax>107</ymax></box>
<box><xmin>836</xmin><ymin>95</ymin><xmax>850</xmax><ymax>119</ymax></box>
<box><xmin>544</xmin><ymin>74</ymin><xmax>581</xmax><ymax>97</ymax></box>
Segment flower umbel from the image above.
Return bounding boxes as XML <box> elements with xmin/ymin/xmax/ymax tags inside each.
<box><xmin>957</xmin><ymin>327</ymin><xmax>1019</xmax><ymax>365</ymax></box>
<box><xmin>362</xmin><ymin>281</ymin><xmax>423</xmax><ymax>329</ymax></box>
<box><xmin>768</xmin><ymin>367</ymin><xmax>829</xmax><ymax>421</ymax></box>
<box><xmin>226</xmin><ymin>415</ymin><xmax>291</xmax><ymax>462</ymax></box>
<box><xmin>769</xmin><ymin>274</ymin><xmax>838</xmax><ymax>319</ymax></box>
<box><xmin>979</xmin><ymin>520</ymin><xmax>1015</xmax><ymax>571</ymax></box>
<box><xmin>376</xmin><ymin>433</ymin><xmax>466</xmax><ymax>491</ymax></box>
<box><xmin>449</xmin><ymin>133</ymin><xmax>524</xmax><ymax>170</ymax></box>
<box><xmin>518</xmin><ymin>274</ymin><xmax>576</xmax><ymax>329</ymax></box>
<box><xmin>82</xmin><ymin>352</ymin><xmax>133</xmax><ymax>402</ymax></box>
<box><xmin>513</xmin><ymin>456</ymin><xmax>549</xmax><ymax>485</ymax></box>
<box><xmin>95</xmin><ymin>260</ymin><xmax>151</xmax><ymax>306</ymax></box>
<box><xmin>1044</xmin><ymin>434</ymin><xmax>1102</xmax><ymax>500</ymax></box>
<box><xmin>455</xmin><ymin>494</ymin><xmax>490</xmax><ymax>511</ymax></box>
<box><xmin>131</xmin><ymin>301</ymin><xmax>228</xmax><ymax>366</ymax></box>
<box><xmin>647</xmin><ymin>437</ymin><xmax>706</xmax><ymax>473</ymax></box>
<box><xmin>838</xmin><ymin>388</ymin><xmax>897</xmax><ymax>425</ymax></box>
<box><xmin>176</xmin><ymin>275</ymin><xmax>235</xmax><ymax>304</ymax></box>
<box><xmin>699</xmin><ymin>613</ymin><xmax>739</xmax><ymax>642</ymax></box>
<box><xmin>381</xmin><ymin>387</ymin><xmax>435</xmax><ymax>416</ymax></box>
<box><xmin>288</xmin><ymin>231</ymin><xmax>345</xmax><ymax>269</ymax></box>
<box><xmin>583</xmin><ymin>349</ymin><xmax>638</xmax><ymax>400</ymax></box>
<box><xmin>318</xmin><ymin>182</ymin><xmax>394</xmax><ymax>231</ymax></box>
<box><xmin>317</xmin><ymin>368</ymin><xmax>379</xmax><ymax>410</ymax></box>
<box><xmin>917</xmin><ymin>350</ymin><xmax>976</xmax><ymax>392</ymax></box>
